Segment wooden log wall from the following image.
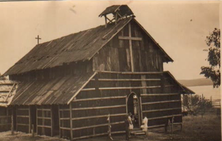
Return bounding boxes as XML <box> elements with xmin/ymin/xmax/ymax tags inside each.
<box><xmin>93</xmin><ymin>21</ymin><xmax>164</xmax><ymax>73</ymax></box>
<box><xmin>65</xmin><ymin>71</ymin><xmax>182</xmax><ymax>140</ymax></box>
<box><xmin>0</xmin><ymin>107</ymin><xmax>11</xmax><ymax>131</ymax></box>
<box><xmin>36</xmin><ymin>106</ymin><xmax>53</xmax><ymax>136</ymax></box>
<box><xmin>16</xmin><ymin>106</ymin><xmax>31</xmax><ymax>133</ymax></box>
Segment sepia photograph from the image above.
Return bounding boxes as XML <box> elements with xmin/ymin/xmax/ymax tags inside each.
<box><xmin>0</xmin><ymin>0</ymin><xmax>221</xmax><ymax>141</ymax></box>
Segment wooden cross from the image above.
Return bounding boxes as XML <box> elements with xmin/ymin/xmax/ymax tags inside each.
<box><xmin>35</xmin><ymin>35</ymin><xmax>41</xmax><ymax>44</ymax></box>
<box><xmin>118</xmin><ymin>23</ymin><xmax>142</xmax><ymax>72</ymax></box>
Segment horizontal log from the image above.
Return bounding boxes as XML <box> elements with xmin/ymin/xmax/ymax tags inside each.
<box><xmin>37</xmin><ymin>109</ymin><xmax>51</xmax><ymax>112</ymax></box>
<box><xmin>60</xmin><ymin>127</ymin><xmax>70</xmax><ymax>130</ymax></box>
<box><xmin>60</xmin><ymin>117</ymin><xmax>70</xmax><ymax>121</ymax></box>
<box><xmin>72</xmin><ymin>121</ymin><xmax>124</xmax><ymax>131</ymax></box>
<box><xmin>91</xmin><ymin>78</ymin><xmax>161</xmax><ymax>82</ymax></box>
<box><xmin>17</xmin><ymin>115</ymin><xmax>29</xmax><ymax>118</ymax></box>
<box><xmin>37</xmin><ymin>125</ymin><xmax>51</xmax><ymax>128</ymax></box>
<box><xmin>118</xmin><ymin>36</ymin><xmax>142</xmax><ymax>41</ymax></box>
<box><xmin>141</xmin><ymin>93</ymin><xmax>178</xmax><ymax>97</ymax></box>
<box><xmin>148</xmin><ymin>124</ymin><xmax>165</xmax><ymax>129</ymax></box>
<box><xmin>98</xmin><ymin>86</ymin><xmax>161</xmax><ymax>91</ymax></box>
<box><xmin>148</xmin><ymin>114</ymin><xmax>182</xmax><ymax>120</ymax></box>
<box><xmin>17</xmin><ymin>108</ymin><xmax>29</xmax><ymax>111</ymax></box>
<box><xmin>172</xmin><ymin>122</ymin><xmax>182</xmax><ymax>125</ymax></box>
<box><xmin>17</xmin><ymin>123</ymin><xmax>29</xmax><ymax>126</ymax></box>
<box><xmin>98</xmin><ymin>71</ymin><xmax>162</xmax><ymax>75</ymax></box>
<box><xmin>74</xmin><ymin>96</ymin><xmax>126</xmax><ymax>102</ymax></box>
<box><xmin>81</xmin><ymin>88</ymin><xmax>96</xmax><ymax>91</ymax></box>
<box><xmin>143</xmin><ymin>107</ymin><xmax>181</xmax><ymax>113</ymax></box>
<box><xmin>142</xmin><ymin>100</ymin><xmax>181</xmax><ymax>105</ymax></box>
<box><xmin>59</xmin><ymin>109</ymin><xmax>69</xmax><ymax>112</ymax></box>
<box><xmin>72</xmin><ymin>113</ymin><xmax>126</xmax><ymax>121</ymax></box>
<box><xmin>72</xmin><ymin>105</ymin><xmax>125</xmax><ymax>111</ymax></box>
<box><xmin>37</xmin><ymin>117</ymin><xmax>51</xmax><ymax>120</ymax></box>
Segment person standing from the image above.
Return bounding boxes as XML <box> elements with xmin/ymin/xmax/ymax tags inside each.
<box><xmin>125</xmin><ymin>114</ymin><xmax>133</xmax><ymax>140</ymax></box>
<box><xmin>107</xmin><ymin>114</ymin><xmax>113</xmax><ymax>140</ymax></box>
<box><xmin>141</xmin><ymin>117</ymin><xmax>148</xmax><ymax>139</ymax></box>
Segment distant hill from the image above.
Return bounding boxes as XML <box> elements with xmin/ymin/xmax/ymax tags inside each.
<box><xmin>178</xmin><ymin>78</ymin><xmax>213</xmax><ymax>87</ymax></box>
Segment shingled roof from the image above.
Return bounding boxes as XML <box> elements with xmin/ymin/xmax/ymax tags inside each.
<box><xmin>4</xmin><ymin>17</ymin><xmax>173</xmax><ymax>76</ymax></box>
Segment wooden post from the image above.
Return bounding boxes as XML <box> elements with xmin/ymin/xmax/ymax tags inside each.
<box><xmin>69</xmin><ymin>104</ymin><xmax>73</xmax><ymax>140</ymax></box>
<box><xmin>128</xmin><ymin>23</ymin><xmax>134</xmax><ymax>72</ymax></box>
<box><xmin>11</xmin><ymin>113</ymin><xmax>14</xmax><ymax>135</ymax></box>
<box><xmin>29</xmin><ymin>107</ymin><xmax>31</xmax><ymax>133</ymax></box>
<box><xmin>42</xmin><ymin>107</ymin><xmax>45</xmax><ymax>135</ymax></box>
<box><xmin>104</xmin><ymin>15</ymin><xmax>107</xmax><ymax>28</ymax></box>
<box><xmin>51</xmin><ymin>107</ymin><xmax>53</xmax><ymax>136</ymax></box>
<box><xmin>58</xmin><ymin>105</ymin><xmax>61</xmax><ymax>138</ymax></box>
<box><xmin>36</xmin><ymin>106</ymin><xmax>38</xmax><ymax>135</ymax></box>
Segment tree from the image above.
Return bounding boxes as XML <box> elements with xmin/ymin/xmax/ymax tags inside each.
<box><xmin>200</xmin><ymin>28</ymin><xmax>220</xmax><ymax>88</ymax></box>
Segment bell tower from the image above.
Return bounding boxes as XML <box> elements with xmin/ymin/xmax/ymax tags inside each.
<box><xmin>99</xmin><ymin>5</ymin><xmax>135</xmax><ymax>27</ymax></box>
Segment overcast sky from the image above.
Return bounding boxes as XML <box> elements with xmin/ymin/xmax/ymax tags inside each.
<box><xmin>0</xmin><ymin>0</ymin><xmax>220</xmax><ymax>80</ymax></box>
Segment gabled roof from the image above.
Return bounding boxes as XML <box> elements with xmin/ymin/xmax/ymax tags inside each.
<box><xmin>10</xmin><ymin>72</ymin><xmax>96</xmax><ymax>105</ymax></box>
<box><xmin>4</xmin><ymin>17</ymin><xmax>173</xmax><ymax>76</ymax></box>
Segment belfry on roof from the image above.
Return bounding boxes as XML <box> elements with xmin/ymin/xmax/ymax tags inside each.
<box><xmin>1</xmin><ymin>4</ymin><xmax>194</xmax><ymax>140</ymax></box>
<box><xmin>99</xmin><ymin>5</ymin><xmax>134</xmax><ymax>26</ymax></box>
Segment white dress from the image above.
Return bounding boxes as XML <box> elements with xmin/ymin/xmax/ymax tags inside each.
<box><xmin>141</xmin><ymin>117</ymin><xmax>148</xmax><ymax>131</ymax></box>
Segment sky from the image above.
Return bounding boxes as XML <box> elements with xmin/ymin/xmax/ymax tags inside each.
<box><xmin>0</xmin><ymin>0</ymin><xmax>220</xmax><ymax>80</ymax></box>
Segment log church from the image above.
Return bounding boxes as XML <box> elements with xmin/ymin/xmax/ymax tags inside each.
<box><xmin>0</xmin><ymin>5</ymin><xmax>194</xmax><ymax>140</ymax></box>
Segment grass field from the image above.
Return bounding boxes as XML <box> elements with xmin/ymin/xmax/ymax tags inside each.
<box><xmin>0</xmin><ymin>112</ymin><xmax>220</xmax><ymax>141</ymax></box>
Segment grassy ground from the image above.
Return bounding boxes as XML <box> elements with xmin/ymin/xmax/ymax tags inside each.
<box><xmin>0</xmin><ymin>113</ymin><xmax>220</xmax><ymax>141</ymax></box>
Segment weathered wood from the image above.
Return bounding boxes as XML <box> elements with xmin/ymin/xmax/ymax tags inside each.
<box><xmin>128</xmin><ymin>23</ymin><xmax>134</xmax><ymax>72</ymax></box>
<box><xmin>28</xmin><ymin>107</ymin><xmax>31</xmax><ymax>133</ymax></box>
<box><xmin>91</xmin><ymin>78</ymin><xmax>160</xmax><ymax>82</ymax></box>
<box><xmin>118</xmin><ymin>36</ymin><xmax>142</xmax><ymax>41</ymax></box>
<box><xmin>17</xmin><ymin>123</ymin><xmax>29</xmax><ymax>126</ymax></box>
<box><xmin>37</xmin><ymin>109</ymin><xmax>51</xmax><ymax>112</ymax></box>
<box><xmin>72</xmin><ymin>113</ymin><xmax>126</xmax><ymax>120</ymax></box>
<box><xmin>69</xmin><ymin>104</ymin><xmax>73</xmax><ymax>140</ymax></box>
<box><xmin>11</xmin><ymin>114</ymin><xmax>14</xmax><ymax>135</ymax></box>
<box><xmin>17</xmin><ymin>115</ymin><xmax>29</xmax><ymax>118</ymax></box>
<box><xmin>72</xmin><ymin>105</ymin><xmax>125</xmax><ymax>111</ymax></box>
<box><xmin>58</xmin><ymin>105</ymin><xmax>61</xmax><ymax>138</ymax></box>
<box><xmin>51</xmin><ymin>107</ymin><xmax>53</xmax><ymax>136</ymax></box>
<box><xmin>36</xmin><ymin>106</ymin><xmax>38</xmax><ymax>134</ymax></box>
<box><xmin>98</xmin><ymin>86</ymin><xmax>161</xmax><ymax>90</ymax></box>
<box><xmin>142</xmin><ymin>100</ymin><xmax>181</xmax><ymax>105</ymax></box>
<box><xmin>141</xmin><ymin>93</ymin><xmax>178</xmax><ymax>97</ymax></box>
<box><xmin>148</xmin><ymin>114</ymin><xmax>182</xmax><ymax>120</ymax></box>
<box><xmin>37</xmin><ymin>117</ymin><xmax>51</xmax><ymax>120</ymax></box>
<box><xmin>37</xmin><ymin>125</ymin><xmax>51</xmax><ymax>128</ymax></box>
<box><xmin>143</xmin><ymin>107</ymin><xmax>181</xmax><ymax>113</ymax></box>
<box><xmin>148</xmin><ymin>124</ymin><xmax>165</xmax><ymax>129</ymax></box>
<box><xmin>75</xmin><ymin>96</ymin><xmax>126</xmax><ymax>102</ymax></box>
<box><xmin>71</xmin><ymin>121</ymin><xmax>124</xmax><ymax>131</ymax></box>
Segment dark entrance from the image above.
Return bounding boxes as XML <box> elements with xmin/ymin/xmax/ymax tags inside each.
<box><xmin>127</xmin><ymin>93</ymin><xmax>140</xmax><ymax>127</ymax></box>
<box><xmin>30</xmin><ymin>106</ymin><xmax>36</xmax><ymax>132</ymax></box>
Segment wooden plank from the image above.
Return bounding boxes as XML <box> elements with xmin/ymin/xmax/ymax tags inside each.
<box><xmin>97</xmin><ymin>71</ymin><xmax>162</xmax><ymax>75</ymax></box>
<box><xmin>58</xmin><ymin>105</ymin><xmax>61</xmax><ymax>138</ymax></box>
<box><xmin>51</xmin><ymin>107</ymin><xmax>53</xmax><ymax>136</ymax></box>
<box><xmin>59</xmin><ymin>109</ymin><xmax>69</xmax><ymax>112</ymax></box>
<box><xmin>91</xmin><ymin>78</ymin><xmax>160</xmax><ymax>82</ymax></box>
<box><xmin>74</xmin><ymin>96</ymin><xmax>126</xmax><ymax>102</ymax></box>
<box><xmin>67</xmin><ymin>71</ymin><xmax>97</xmax><ymax>104</ymax></box>
<box><xmin>148</xmin><ymin>114</ymin><xmax>182</xmax><ymax>120</ymax></box>
<box><xmin>37</xmin><ymin>117</ymin><xmax>51</xmax><ymax>120</ymax></box>
<box><xmin>60</xmin><ymin>127</ymin><xmax>70</xmax><ymax>130</ymax></box>
<box><xmin>142</xmin><ymin>100</ymin><xmax>181</xmax><ymax>105</ymax></box>
<box><xmin>80</xmin><ymin>88</ymin><xmax>96</xmax><ymax>91</ymax></box>
<box><xmin>71</xmin><ymin>121</ymin><xmax>124</xmax><ymax>131</ymax></box>
<box><xmin>72</xmin><ymin>113</ymin><xmax>126</xmax><ymax>120</ymax></box>
<box><xmin>141</xmin><ymin>93</ymin><xmax>178</xmax><ymax>97</ymax></box>
<box><xmin>118</xmin><ymin>36</ymin><xmax>142</xmax><ymax>41</ymax></box>
<box><xmin>72</xmin><ymin>105</ymin><xmax>125</xmax><ymax>111</ymax></box>
<box><xmin>148</xmin><ymin>124</ymin><xmax>165</xmax><ymax>129</ymax></box>
<box><xmin>143</xmin><ymin>107</ymin><xmax>181</xmax><ymax>113</ymax></box>
<box><xmin>0</xmin><ymin>116</ymin><xmax>10</xmax><ymax>118</ymax></box>
<box><xmin>60</xmin><ymin>117</ymin><xmax>70</xmax><ymax>120</ymax></box>
<box><xmin>17</xmin><ymin>115</ymin><xmax>29</xmax><ymax>118</ymax></box>
<box><xmin>98</xmin><ymin>86</ymin><xmax>161</xmax><ymax>91</ymax></box>
<box><xmin>37</xmin><ymin>125</ymin><xmax>52</xmax><ymax>128</ymax></box>
<box><xmin>37</xmin><ymin>109</ymin><xmax>51</xmax><ymax>112</ymax></box>
<box><xmin>17</xmin><ymin>123</ymin><xmax>29</xmax><ymax>126</ymax></box>
<box><xmin>36</xmin><ymin>106</ymin><xmax>38</xmax><ymax>135</ymax></box>
<box><xmin>69</xmin><ymin>104</ymin><xmax>73</xmax><ymax>140</ymax></box>
<box><xmin>29</xmin><ymin>107</ymin><xmax>32</xmax><ymax>133</ymax></box>
<box><xmin>128</xmin><ymin>23</ymin><xmax>134</xmax><ymax>72</ymax></box>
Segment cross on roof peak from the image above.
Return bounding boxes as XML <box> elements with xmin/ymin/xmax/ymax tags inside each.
<box><xmin>35</xmin><ymin>35</ymin><xmax>41</xmax><ymax>45</ymax></box>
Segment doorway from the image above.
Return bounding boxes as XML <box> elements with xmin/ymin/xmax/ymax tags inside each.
<box><xmin>127</xmin><ymin>93</ymin><xmax>141</xmax><ymax>128</ymax></box>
